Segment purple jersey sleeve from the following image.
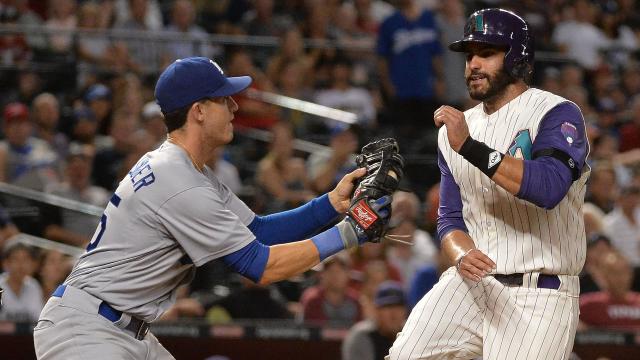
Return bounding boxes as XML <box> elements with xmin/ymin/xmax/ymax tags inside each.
<box><xmin>517</xmin><ymin>102</ymin><xmax>588</xmax><ymax>209</ymax></box>
<box><xmin>437</xmin><ymin>149</ymin><xmax>468</xmax><ymax>241</ymax></box>
<box><xmin>531</xmin><ymin>102</ymin><xmax>588</xmax><ymax>171</ymax></box>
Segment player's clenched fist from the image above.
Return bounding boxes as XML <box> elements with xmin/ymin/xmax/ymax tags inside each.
<box><xmin>434</xmin><ymin>105</ymin><xmax>470</xmax><ymax>152</ymax></box>
<box><xmin>455</xmin><ymin>248</ymin><xmax>496</xmax><ymax>282</ymax></box>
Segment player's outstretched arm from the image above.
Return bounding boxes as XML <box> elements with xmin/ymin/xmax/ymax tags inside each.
<box><xmin>248</xmin><ymin>168</ymin><xmax>366</xmax><ymax>246</ymax></box>
<box><xmin>258</xmin><ymin>195</ymin><xmax>392</xmax><ymax>285</ymax></box>
<box><xmin>223</xmin><ymin>195</ymin><xmax>393</xmax><ymax>285</ymax></box>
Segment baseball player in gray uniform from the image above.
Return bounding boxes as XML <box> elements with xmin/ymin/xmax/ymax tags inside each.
<box><xmin>33</xmin><ymin>57</ymin><xmax>393</xmax><ymax>359</ymax></box>
<box><xmin>387</xmin><ymin>9</ymin><xmax>590</xmax><ymax>360</ymax></box>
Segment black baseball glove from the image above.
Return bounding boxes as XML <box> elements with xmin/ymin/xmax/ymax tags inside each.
<box><xmin>346</xmin><ymin>138</ymin><xmax>404</xmax><ymax>242</ymax></box>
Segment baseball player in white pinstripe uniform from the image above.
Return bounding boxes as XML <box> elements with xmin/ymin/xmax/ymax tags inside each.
<box><xmin>387</xmin><ymin>8</ymin><xmax>590</xmax><ymax>360</ymax></box>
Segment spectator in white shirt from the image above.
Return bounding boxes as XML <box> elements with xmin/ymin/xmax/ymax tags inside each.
<box><xmin>0</xmin><ymin>242</ymin><xmax>43</xmax><ymax>322</ymax></box>
<box><xmin>551</xmin><ymin>0</ymin><xmax>611</xmax><ymax>70</ymax></box>
<box><xmin>603</xmin><ymin>185</ymin><xmax>640</xmax><ymax>267</ymax></box>
<box><xmin>314</xmin><ymin>57</ymin><xmax>376</xmax><ymax>129</ymax></box>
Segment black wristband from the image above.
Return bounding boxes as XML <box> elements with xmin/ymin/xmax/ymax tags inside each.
<box><xmin>458</xmin><ymin>136</ymin><xmax>504</xmax><ymax>178</ymax></box>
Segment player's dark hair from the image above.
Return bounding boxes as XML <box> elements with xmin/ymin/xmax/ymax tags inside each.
<box><xmin>162</xmin><ymin>98</ymin><xmax>215</xmax><ymax>132</ymax></box>
<box><xmin>162</xmin><ymin>103</ymin><xmax>191</xmax><ymax>132</ymax></box>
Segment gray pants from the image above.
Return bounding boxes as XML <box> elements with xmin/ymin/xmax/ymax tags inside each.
<box><xmin>33</xmin><ymin>285</ymin><xmax>174</xmax><ymax>360</ymax></box>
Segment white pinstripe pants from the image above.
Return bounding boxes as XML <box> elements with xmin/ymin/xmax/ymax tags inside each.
<box><xmin>387</xmin><ymin>267</ymin><xmax>579</xmax><ymax>360</ymax></box>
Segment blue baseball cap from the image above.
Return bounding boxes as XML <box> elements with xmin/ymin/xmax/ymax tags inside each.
<box><xmin>85</xmin><ymin>84</ymin><xmax>111</xmax><ymax>102</ymax></box>
<box><xmin>374</xmin><ymin>281</ymin><xmax>406</xmax><ymax>307</ymax></box>
<box><xmin>155</xmin><ymin>57</ymin><xmax>252</xmax><ymax>114</ymax></box>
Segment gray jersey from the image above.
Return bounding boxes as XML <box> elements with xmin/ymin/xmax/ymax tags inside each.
<box><xmin>65</xmin><ymin>141</ymin><xmax>255</xmax><ymax>322</ymax></box>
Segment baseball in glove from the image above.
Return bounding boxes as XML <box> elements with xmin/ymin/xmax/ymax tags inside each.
<box><xmin>346</xmin><ymin>138</ymin><xmax>405</xmax><ymax>243</ymax></box>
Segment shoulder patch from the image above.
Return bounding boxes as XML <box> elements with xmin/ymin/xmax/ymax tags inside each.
<box><xmin>561</xmin><ymin>122</ymin><xmax>578</xmax><ymax>145</ymax></box>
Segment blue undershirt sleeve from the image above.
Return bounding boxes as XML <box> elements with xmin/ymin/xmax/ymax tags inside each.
<box><xmin>248</xmin><ymin>194</ymin><xmax>340</xmax><ymax>246</ymax></box>
<box><xmin>221</xmin><ymin>240</ymin><xmax>270</xmax><ymax>283</ymax></box>
<box><xmin>436</xmin><ymin>149</ymin><xmax>468</xmax><ymax>241</ymax></box>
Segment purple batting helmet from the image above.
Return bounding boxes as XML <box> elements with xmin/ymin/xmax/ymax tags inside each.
<box><xmin>449</xmin><ymin>8</ymin><xmax>534</xmax><ymax>81</ymax></box>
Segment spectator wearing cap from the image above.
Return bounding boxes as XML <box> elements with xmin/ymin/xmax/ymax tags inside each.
<box><xmin>84</xmin><ymin>84</ymin><xmax>113</xmax><ymax>136</ymax></box>
<box><xmin>342</xmin><ymin>281</ymin><xmax>407</xmax><ymax>360</ymax></box>
<box><xmin>301</xmin><ymin>255</ymin><xmax>362</xmax><ymax>325</ymax></box>
<box><xmin>603</xmin><ymin>185</ymin><xmax>640</xmax><ymax>267</ymax></box>
<box><xmin>44</xmin><ymin>144</ymin><xmax>109</xmax><ymax>247</ymax></box>
<box><xmin>0</xmin><ymin>102</ymin><xmax>60</xmax><ymax>191</ymax></box>
<box><xmin>0</xmin><ymin>242</ymin><xmax>43</xmax><ymax>322</ymax></box>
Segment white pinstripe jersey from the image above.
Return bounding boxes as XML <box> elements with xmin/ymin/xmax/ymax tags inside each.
<box><xmin>438</xmin><ymin>88</ymin><xmax>590</xmax><ymax>275</ymax></box>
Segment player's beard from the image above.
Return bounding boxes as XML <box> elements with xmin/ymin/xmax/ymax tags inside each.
<box><xmin>466</xmin><ymin>67</ymin><xmax>517</xmax><ymax>102</ymax></box>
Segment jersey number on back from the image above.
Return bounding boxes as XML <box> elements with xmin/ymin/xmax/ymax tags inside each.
<box><xmin>86</xmin><ymin>214</ymin><xmax>107</xmax><ymax>251</ymax></box>
<box><xmin>86</xmin><ymin>194</ymin><xmax>121</xmax><ymax>252</ymax></box>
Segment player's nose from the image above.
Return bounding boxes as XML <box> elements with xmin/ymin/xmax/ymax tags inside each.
<box><xmin>467</xmin><ymin>54</ymin><xmax>482</xmax><ymax>70</ymax></box>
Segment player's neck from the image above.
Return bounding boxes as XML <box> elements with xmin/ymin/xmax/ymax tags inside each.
<box><xmin>482</xmin><ymin>82</ymin><xmax>529</xmax><ymax>115</ymax></box>
<box><xmin>167</xmin><ymin>131</ymin><xmax>206</xmax><ymax>173</ymax></box>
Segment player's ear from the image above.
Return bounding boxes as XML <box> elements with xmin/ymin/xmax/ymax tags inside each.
<box><xmin>190</xmin><ymin>102</ymin><xmax>205</xmax><ymax>123</ymax></box>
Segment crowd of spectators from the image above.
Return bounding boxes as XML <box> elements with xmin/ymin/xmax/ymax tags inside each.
<box><xmin>0</xmin><ymin>0</ymin><xmax>640</xmax><ymax>351</ymax></box>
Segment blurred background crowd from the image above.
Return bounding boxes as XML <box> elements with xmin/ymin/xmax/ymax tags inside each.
<box><xmin>1</xmin><ymin>0</ymin><xmax>640</xmax><ymax>357</ymax></box>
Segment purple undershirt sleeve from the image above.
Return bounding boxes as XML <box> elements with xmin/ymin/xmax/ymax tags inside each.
<box><xmin>516</xmin><ymin>102</ymin><xmax>588</xmax><ymax>209</ymax></box>
<box><xmin>436</xmin><ymin>149</ymin><xmax>468</xmax><ymax>241</ymax></box>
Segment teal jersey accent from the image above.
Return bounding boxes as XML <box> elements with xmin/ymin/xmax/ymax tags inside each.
<box><xmin>508</xmin><ymin>129</ymin><xmax>532</xmax><ymax>160</ymax></box>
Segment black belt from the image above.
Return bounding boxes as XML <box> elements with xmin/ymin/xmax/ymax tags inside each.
<box><xmin>52</xmin><ymin>285</ymin><xmax>150</xmax><ymax>340</ymax></box>
<box><xmin>493</xmin><ymin>273</ymin><xmax>561</xmax><ymax>290</ymax></box>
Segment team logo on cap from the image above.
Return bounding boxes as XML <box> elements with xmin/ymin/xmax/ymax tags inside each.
<box><xmin>474</xmin><ymin>14</ymin><xmax>484</xmax><ymax>32</ymax></box>
<box><xmin>210</xmin><ymin>59</ymin><xmax>224</xmax><ymax>74</ymax></box>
